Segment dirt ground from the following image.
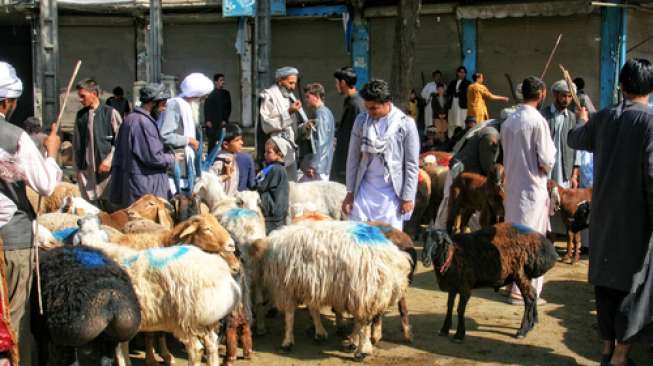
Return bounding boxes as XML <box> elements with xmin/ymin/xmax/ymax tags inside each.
<box><xmin>130</xmin><ymin>243</ymin><xmax>653</xmax><ymax>366</ymax></box>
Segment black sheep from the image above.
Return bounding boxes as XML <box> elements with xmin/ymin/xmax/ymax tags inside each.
<box><xmin>33</xmin><ymin>246</ymin><xmax>141</xmax><ymax>366</ymax></box>
<box><xmin>420</xmin><ymin>223</ymin><xmax>557</xmax><ymax>342</ymax></box>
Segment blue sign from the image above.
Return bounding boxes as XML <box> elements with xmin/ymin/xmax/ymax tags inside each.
<box><xmin>223</xmin><ymin>0</ymin><xmax>255</xmax><ymax>17</ymax></box>
<box><xmin>271</xmin><ymin>0</ymin><xmax>286</xmax><ymax>16</ymax></box>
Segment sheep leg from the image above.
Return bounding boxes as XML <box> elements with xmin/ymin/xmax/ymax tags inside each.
<box><xmin>453</xmin><ymin>289</ymin><xmax>471</xmax><ymax>343</ymax></box>
<box><xmin>398</xmin><ymin>297</ymin><xmax>413</xmax><ymax>343</ymax></box>
<box><xmin>515</xmin><ymin>274</ymin><xmax>537</xmax><ymax>338</ymax></box>
<box><xmin>225</xmin><ymin>316</ymin><xmax>239</xmax><ymax>363</ymax></box>
<box><xmin>353</xmin><ymin>321</ymin><xmax>373</xmax><ymax>362</ymax></box>
<box><xmin>440</xmin><ymin>290</ymin><xmax>456</xmax><ymax>337</ymax></box>
<box><xmin>144</xmin><ymin>333</ymin><xmax>160</xmax><ymax>366</ymax></box>
<box><xmin>115</xmin><ymin>342</ymin><xmax>131</xmax><ymax>366</ymax></box>
<box><xmin>563</xmin><ymin>230</ymin><xmax>573</xmax><ymax>263</ymax></box>
<box><xmin>335</xmin><ymin>311</ymin><xmax>348</xmax><ymax>337</ymax></box>
<box><xmin>179</xmin><ymin>336</ymin><xmax>203</xmax><ymax>366</ymax></box>
<box><xmin>342</xmin><ymin>321</ymin><xmax>360</xmax><ymax>353</ymax></box>
<box><xmin>240</xmin><ymin>319</ymin><xmax>253</xmax><ymax>360</ymax></box>
<box><xmin>308</xmin><ymin>306</ymin><xmax>328</xmax><ymax>342</ymax></box>
<box><xmin>157</xmin><ymin>334</ymin><xmax>175</xmax><ymax>366</ymax></box>
<box><xmin>202</xmin><ymin>331</ymin><xmax>220</xmax><ymax>366</ymax></box>
<box><xmin>371</xmin><ymin>315</ymin><xmax>383</xmax><ymax>345</ymax></box>
<box><xmin>254</xmin><ymin>285</ymin><xmax>267</xmax><ymax>336</ymax></box>
<box><xmin>280</xmin><ymin>308</ymin><xmax>295</xmax><ymax>353</ymax></box>
<box><xmin>573</xmin><ymin>232</ymin><xmax>581</xmax><ymax>263</ymax></box>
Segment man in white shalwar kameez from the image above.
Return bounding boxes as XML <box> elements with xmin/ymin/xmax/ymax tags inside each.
<box><xmin>501</xmin><ymin>76</ymin><xmax>556</xmax><ymax>304</ymax></box>
<box><xmin>420</xmin><ymin>70</ymin><xmax>444</xmax><ymax>131</ymax></box>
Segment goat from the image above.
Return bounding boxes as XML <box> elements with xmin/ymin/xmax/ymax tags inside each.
<box><xmin>99</xmin><ymin>195</ymin><xmax>174</xmax><ymax>231</ymax></box>
<box><xmin>548</xmin><ymin>181</ymin><xmax>592</xmax><ymax>264</ymax></box>
<box><xmin>421</xmin><ymin>223</ymin><xmax>557</xmax><ymax>342</ymax></box>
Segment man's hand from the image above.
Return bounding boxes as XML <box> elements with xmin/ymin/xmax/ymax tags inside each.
<box><xmin>400</xmin><ymin>200</ymin><xmax>414</xmax><ymax>214</ymax></box>
<box><xmin>98</xmin><ymin>160</ymin><xmax>111</xmax><ymax>174</ymax></box>
<box><xmin>341</xmin><ymin>192</ymin><xmax>354</xmax><ymax>216</ymax></box>
<box><xmin>206</xmin><ymin>121</ymin><xmax>213</xmax><ymax>129</ymax></box>
<box><xmin>43</xmin><ymin>123</ymin><xmax>61</xmax><ymax>158</ymax></box>
<box><xmin>288</xmin><ymin>100</ymin><xmax>302</xmax><ymax>114</ymax></box>
<box><xmin>576</xmin><ymin>106</ymin><xmax>589</xmax><ymax>122</ymax></box>
<box><xmin>570</xmin><ymin>167</ymin><xmax>580</xmax><ymax>188</ymax></box>
<box><xmin>188</xmin><ymin>137</ymin><xmax>200</xmax><ymax>151</ymax></box>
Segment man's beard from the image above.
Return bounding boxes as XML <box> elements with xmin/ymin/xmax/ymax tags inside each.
<box><xmin>5</xmin><ymin>104</ymin><xmax>15</xmax><ymax>121</ymax></box>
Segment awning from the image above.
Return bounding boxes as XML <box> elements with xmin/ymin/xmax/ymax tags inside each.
<box><xmin>456</xmin><ymin>0</ymin><xmax>596</xmax><ymax>20</ymax></box>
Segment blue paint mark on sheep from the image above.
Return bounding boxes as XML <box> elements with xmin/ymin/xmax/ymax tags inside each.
<box><xmin>225</xmin><ymin>208</ymin><xmax>257</xmax><ymax>220</ymax></box>
<box><xmin>351</xmin><ymin>223</ymin><xmax>390</xmax><ymax>246</ymax></box>
<box><xmin>511</xmin><ymin>223</ymin><xmax>536</xmax><ymax>234</ymax></box>
<box><xmin>53</xmin><ymin>227</ymin><xmax>79</xmax><ymax>242</ymax></box>
<box><xmin>71</xmin><ymin>248</ymin><xmax>107</xmax><ymax>268</ymax></box>
<box><xmin>123</xmin><ymin>246</ymin><xmax>191</xmax><ymax>269</ymax></box>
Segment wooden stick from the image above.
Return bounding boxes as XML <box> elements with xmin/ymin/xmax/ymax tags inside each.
<box><xmin>53</xmin><ymin>60</ymin><xmax>82</xmax><ymax>134</ymax></box>
<box><xmin>559</xmin><ymin>64</ymin><xmax>582</xmax><ymax>110</ymax></box>
<box><xmin>504</xmin><ymin>73</ymin><xmax>518</xmax><ymax>103</ymax></box>
<box><xmin>541</xmin><ymin>34</ymin><xmax>563</xmax><ymax>79</ymax></box>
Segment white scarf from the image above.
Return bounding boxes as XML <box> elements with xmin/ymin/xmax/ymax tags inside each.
<box><xmin>173</xmin><ymin>97</ymin><xmax>197</xmax><ymax>163</ymax></box>
<box><xmin>360</xmin><ymin>105</ymin><xmax>401</xmax><ymax>155</ymax></box>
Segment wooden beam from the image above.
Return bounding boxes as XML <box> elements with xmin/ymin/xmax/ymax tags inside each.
<box><xmin>364</xmin><ymin>3</ymin><xmax>455</xmax><ymax>18</ymax></box>
<box><xmin>461</xmin><ymin>18</ymin><xmax>477</xmax><ymax>78</ymax></box>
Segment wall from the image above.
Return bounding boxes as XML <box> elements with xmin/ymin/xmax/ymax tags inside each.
<box><xmin>627</xmin><ymin>10</ymin><xmax>653</xmax><ymax>67</ymax></box>
<box><xmin>477</xmin><ymin>14</ymin><xmax>601</xmax><ymax>117</ymax></box>
<box><xmin>0</xmin><ymin>25</ymin><xmax>33</xmax><ymax>126</ymax></box>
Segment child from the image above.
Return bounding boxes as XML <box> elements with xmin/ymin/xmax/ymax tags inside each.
<box><xmin>298</xmin><ymin>154</ymin><xmax>320</xmax><ymax>183</ymax></box>
<box><xmin>256</xmin><ymin>137</ymin><xmax>289</xmax><ymax>234</ymax></box>
<box><xmin>219</xmin><ymin>123</ymin><xmax>256</xmax><ymax>192</ymax></box>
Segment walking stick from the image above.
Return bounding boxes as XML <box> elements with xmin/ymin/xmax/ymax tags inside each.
<box><xmin>541</xmin><ymin>34</ymin><xmax>563</xmax><ymax>79</ymax></box>
<box><xmin>34</xmin><ymin>60</ymin><xmax>82</xmax><ymax>315</ymax></box>
<box><xmin>559</xmin><ymin>64</ymin><xmax>582</xmax><ymax>110</ymax></box>
<box><xmin>504</xmin><ymin>73</ymin><xmax>518</xmax><ymax>103</ymax></box>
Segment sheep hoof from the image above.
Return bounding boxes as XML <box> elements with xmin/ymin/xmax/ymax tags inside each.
<box><xmin>341</xmin><ymin>340</ymin><xmax>357</xmax><ymax>353</ymax></box>
<box><xmin>279</xmin><ymin>343</ymin><xmax>293</xmax><ymax>353</ymax></box>
<box><xmin>243</xmin><ymin>351</ymin><xmax>252</xmax><ymax>360</ymax></box>
<box><xmin>353</xmin><ymin>352</ymin><xmax>369</xmax><ymax>362</ymax></box>
<box><xmin>313</xmin><ymin>333</ymin><xmax>328</xmax><ymax>344</ymax></box>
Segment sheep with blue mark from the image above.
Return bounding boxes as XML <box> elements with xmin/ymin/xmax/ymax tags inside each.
<box><xmin>420</xmin><ymin>222</ymin><xmax>558</xmax><ymax>342</ymax></box>
<box><xmin>74</xmin><ymin>215</ymin><xmax>241</xmax><ymax>366</ymax></box>
<box><xmin>33</xmin><ymin>245</ymin><xmax>141</xmax><ymax>366</ymax></box>
<box><xmin>248</xmin><ymin>220</ymin><xmax>411</xmax><ymax>361</ymax></box>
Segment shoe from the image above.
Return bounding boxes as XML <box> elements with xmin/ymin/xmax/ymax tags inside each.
<box><xmin>507</xmin><ymin>297</ymin><xmax>547</xmax><ymax>306</ymax></box>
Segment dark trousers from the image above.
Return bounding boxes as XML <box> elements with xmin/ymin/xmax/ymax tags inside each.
<box><xmin>595</xmin><ymin>285</ymin><xmax>629</xmax><ymax>342</ymax></box>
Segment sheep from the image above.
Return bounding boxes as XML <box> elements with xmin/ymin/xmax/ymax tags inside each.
<box><xmin>248</xmin><ymin>220</ymin><xmax>411</xmax><ymax>361</ymax></box>
<box><xmin>33</xmin><ymin>245</ymin><xmax>141</xmax><ymax>366</ymax></box>
<box><xmin>99</xmin><ymin>194</ymin><xmax>175</xmax><ymax>231</ymax></box>
<box><xmin>74</xmin><ymin>215</ymin><xmax>242</xmax><ymax>366</ymax></box>
<box><xmin>447</xmin><ymin>164</ymin><xmax>505</xmax><ymax>234</ymax></box>
<box><xmin>59</xmin><ymin>195</ymin><xmax>101</xmax><ymax>216</ymax></box>
<box><xmin>27</xmin><ymin>181</ymin><xmax>80</xmax><ymax>214</ymax></box>
<box><xmin>403</xmin><ymin>169</ymin><xmax>431</xmax><ymax>238</ymax></box>
<box><xmin>420</xmin><ymin>222</ymin><xmax>558</xmax><ymax>342</ymax></box>
<box><xmin>235</xmin><ymin>190</ymin><xmax>261</xmax><ymax>212</ymax></box>
<box><xmin>288</xmin><ymin>181</ymin><xmax>347</xmax><ymax>220</ymax></box>
<box><xmin>570</xmin><ymin>200</ymin><xmax>591</xmax><ymax>233</ymax></box>
<box><xmin>37</xmin><ymin>212</ymin><xmax>127</xmax><ymax>244</ymax></box>
<box><xmin>121</xmin><ymin>215</ymin><xmax>167</xmax><ymax>235</ymax></box>
<box><xmin>548</xmin><ymin>181</ymin><xmax>593</xmax><ymax>264</ymax></box>
<box><xmin>406</xmin><ymin>162</ymin><xmax>448</xmax><ymax>236</ymax></box>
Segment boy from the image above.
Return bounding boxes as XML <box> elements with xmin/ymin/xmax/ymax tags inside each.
<box><xmin>257</xmin><ymin>137</ymin><xmax>290</xmax><ymax>234</ymax></box>
<box><xmin>218</xmin><ymin>123</ymin><xmax>256</xmax><ymax>192</ymax></box>
<box><xmin>303</xmin><ymin>83</ymin><xmax>335</xmax><ymax>181</ymax></box>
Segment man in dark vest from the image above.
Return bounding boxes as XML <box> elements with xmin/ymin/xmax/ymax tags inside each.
<box><xmin>0</xmin><ymin>61</ymin><xmax>62</xmax><ymax>364</ymax></box>
<box><xmin>203</xmin><ymin>73</ymin><xmax>232</xmax><ymax>150</ymax></box>
<box><xmin>332</xmin><ymin>67</ymin><xmax>364</xmax><ymax>183</ymax></box>
<box><xmin>72</xmin><ymin>79</ymin><xmax>122</xmax><ymax>210</ymax></box>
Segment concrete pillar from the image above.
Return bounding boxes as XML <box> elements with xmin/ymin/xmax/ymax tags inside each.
<box><xmin>135</xmin><ymin>16</ymin><xmax>149</xmax><ymax>84</ymax></box>
<box><xmin>149</xmin><ymin>0</ymin><xmax>162</xmax><ymax>83</ymax></box>
<box><xmin>238</xmin><ymin>17</ymin><xmax>253</xmax><ymax>128</ymax></box>
<box><xmin>599</xmin><ymin>2</ymin><xmax>627</xmax><ymax>108</ymax></box>
<box><xmin>461</xmin><ymin>18</ymin><xmax>477</xmax><ymax>77</ymax></box>
<box><xmin>36</xmin><ymin>0</ymin><xmax>59</xmax><ymax>126</ymax></box>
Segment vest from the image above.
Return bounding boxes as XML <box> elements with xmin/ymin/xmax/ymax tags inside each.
<box><xmin>74</xmin><ymin>104</ymin><xmax>115</xmax><ymax>182</ymax></box>
<box><xmin>0</xmin><ymin>119</ymin><xmax>35</xmax><ymax>250</ymax></box>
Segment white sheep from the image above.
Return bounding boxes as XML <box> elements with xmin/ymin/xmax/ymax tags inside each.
<box><xmin>74</xmin><ymin>215</ymin><xmax>241</xmax><ymax>366</ymax></box>
<box><xmin>288</xmin><ymin>181</ymin><xmax>347</xmax><ymax>220</ymax></box>
<box><xmin>248</xmin><ymin>220</ymin><xmax>411</xmax><ymax>361</ymax></box>
<box><xmin>59</xmin><ymin>196</ymin><xmax>101</xmax><ymax>216</ymax></box>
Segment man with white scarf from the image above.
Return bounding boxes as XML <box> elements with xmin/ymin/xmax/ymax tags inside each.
<box><xmin>257</xmin><ymin>66</ymin><xmax>307</xmax><ymax>181</ymax></box>
<box><xmin>341</xmin><ymin>79</ymin><xmax>420</xmax><ymax>230</ymax></box>
<box><xmin>0</xmin><ymin>62</ymin><xmax>61</xmax><ymax>364</ymax></box>
<box><xmin>160</xmin><ymin>73</ymin><xmax>214</xmax><ymax>193</ymax></box>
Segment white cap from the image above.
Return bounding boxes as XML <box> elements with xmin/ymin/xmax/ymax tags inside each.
<box><xmin>0</xmin><ymin>62</ymin><xmax>23</xmax><ymax>100</ymax></box>
<box><xmin>179</xmin><ymin>73</ymin><xmax>213</xmax><ymax>98</ymax></box>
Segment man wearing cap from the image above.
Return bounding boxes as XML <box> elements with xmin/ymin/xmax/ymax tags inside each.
<box><xmin>542</xmin><ymin>79</ymin><xmax>579</xmax><ymax>188</ymax></box>
<box><xmin>160</xmin><ymin>73</ymin><xmax>214</xmax><ymax>193</ymax></box>
<box><xmin>257</xmin><ymin>66</ymin><xmax>306</xmax><ymax>181</ymax></box>
<box><xmin>0</xmin><ymin>61</ymin><xmax>62</xmax><ymax>363</ymax></box>
<box><xmin>73</xmin><ymin>79</ymin><xmax>123</xmax><ymax>210</ymax></box>
<box><xmin>109</xmin><ymin>83</ymin><xmax>173</xmax><ymax>208</ymax></box>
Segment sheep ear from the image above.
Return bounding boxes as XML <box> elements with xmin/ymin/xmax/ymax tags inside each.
<box><xmin>157</xmin><ymin>206</ymin><xmax>174</xmax><ymax>230</ymax></box>
<box><xmin>250</xmin><ymin>239</ymin><xmax>268</xmax><ymax>260</ymax></box>
<box><xmin>178</xmin><ymin>223</ymin><xmax>198</xmax><ymax>240</ymax></box>
<box><xmin>199</xmin><ymin>203</ymin><xmax>210</xmax><ymax>215</ymax></box>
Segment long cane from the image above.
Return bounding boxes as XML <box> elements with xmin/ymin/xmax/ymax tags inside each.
<box><xmin>34</xmin><ymin>60</ymin><xmax>82</xmax><ymax>315</ymax></box>
<box><xmin>541</xmin><ymin>34</ymin><xmax>563</xmax><ymax>80</ymax></box>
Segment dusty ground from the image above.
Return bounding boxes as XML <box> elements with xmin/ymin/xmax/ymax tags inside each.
<box><xmin>130</xmin><ymin>243</ymin><xmax>653</xmax><ymax>366</ymax></box>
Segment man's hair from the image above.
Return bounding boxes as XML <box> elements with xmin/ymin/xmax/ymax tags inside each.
<box><xmin>573</xmin><ymin>77</ymin><xmax>585</xmax><ymax>90</ymax></box>
<box><xmin>456</xmin><ymin>66</ymin><xmax>467</xmax><ymax>74</ymax></box>
<box><xmin>619</xmin><ymin>58</ymin><xmax>653</xmax><ymax>96</ymax></box>
<box><xmin>360</xmin><ymin>79</ymin><xmax>392</xmax><ymax>103</ymax></box>
<box><xmin>333</xmin><ymin>67</ymin><xmax>357</xmax><ymax>88</ymax></box>
<box><xmin>214</xmin><ymin>73</ymin><xmax>225</xmax><ymax>81</ymax></box>
<box><xmin>432</xmin><ymin>70</ymin><xmax>442</xmax><ymax>78</ymax></box>
<box><xmin>472</xmin><ymin>73</ymin><xmax>483</xmax><ymax>82</ymax></box>
<box><xmin>436</xmin><ymin>82</ymin><xmax>445</xmax><ymax>89</ymax></box>
<box><xmin>303</xmin><ymin>83</ymin><xmax>325</xmax><ymax>99</ymax></box>
<box><xmin>112</xmin><ymin>86</ymin><xmax>124</xmax><ymax>96</ymax></box>
<box><xmin>521</xmin><ymin>76</ymin><xmax>546</xmax><ymax>101</ymax></box>
<box><xmin>76</xmin><ymin>79</ymin><xmax>100</xmax><ymax>95</ymax></box>
<box><xmin>22</xmin><ymin>116</ymin><xmax>41</xmax><ymax>134</ymax></box>
<box><xmin>222</xmin><ymin>123</ymin><xmax>242</xmax><ymax>143</ymax></box>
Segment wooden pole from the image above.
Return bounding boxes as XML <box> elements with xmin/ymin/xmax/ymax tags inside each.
<box><xmin>559</xmin><ymin>64</ymin><xmax>582</xmax><ymax>110</ymax></box>
<box><xmin>53</xmin><ymin>60</ymin><xmax>81</xmax><ymax>134</ymax></box>
<box><xmin>541</xmin><ymin>34</ymin><xmax>563</xmax><ymax>79</ymax></box>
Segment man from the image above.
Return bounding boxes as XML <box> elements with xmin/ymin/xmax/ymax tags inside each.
<box><xmin>341</xmin><ymin>79</ymin><xmax>420</xmax><ymax>230</ymax></box>
<box><xmin>569</xmin><ymin>58</ymin><xmax>653</xmax><ymax>366</ymax></box>
<box><xmin>332</xmin><ymin>66</ymin><xmax>364</xmax><ymax>183</ymax></box>
<box><xmin>109</xmin><ymin>83</ymin><xmax>173</xmax><ymax>209</ymax></box>
<box><xmin>447</xmin><ymin>66</ymin><xmax>471</xmax><ymax>137</ymax></box>
<box><xmin>0</xmin><ymin>61</ymin><xmax>61</xmax><ymax>364</ymax></box>
<box><xmin>573</xmin><ymin>77</ymin><xmax>597</xmax><ymax>114</ymax></box>
<box><xmin>204</xmin><ymin>73</ymin><xmax>232</xmax><ymax>150</ymax></box>
<box><xmin>501</xmin><ymin>76</ymin><xmax>556</xmax><ymax>305</ymax></box>
<box><xmin>542</xmin><ymin>80</ymin><xmax>579</xmax><ymax>188</ymax></box>
<box><xmin>106</xmin><ymin>86</ymin><xmax>131</xmax><ymax>119</ymax></box>
<box><xmin>466</xmin><ymin>72</ymin><xmax>509</xmax><ymax>123</ymax></box>
<box><xmin>257</xmin><ymin>66</ymin><xmax>306</xmax><ymax>181</ymax></box>
<box><xmin>303</xmin><ymin>82</ymin><xmax>335</xmax><ymax>181</ymax></box>
<box><xmin>73</xmin><ymin>79</ymin><xmax>122</xmax><ymax>210</ymax></box>
<box><xmin>161</xmin><ymin>73</ymin><xmax>213</xmax><ymax>194</ymax></box>
<box><xmin>421</xmin><ymin>70</ymin><xmax>444</xmax><ymax>131</ymax></box>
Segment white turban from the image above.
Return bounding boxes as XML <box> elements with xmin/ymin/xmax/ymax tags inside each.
<box><xmin>0</xmin><ymin>62</ymin><xmax>23</xmax><ymax>101</ymax></box>
<box><xmin>275</xmin><ymin>66</ymin><xmax>299</xmax><ymax>80</ymax></box>
<box><xmin>552</xmin><ymin>79</ymin><xmax>576</xmax><ymax>94</ymax></box>
<box><xmin>179</xmin><ymin>73</ymin><xmax>214</xmax><ymax>98</ymax></box>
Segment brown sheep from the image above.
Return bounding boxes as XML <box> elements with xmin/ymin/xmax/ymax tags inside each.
<box><xmin>548</xmin><ymin>181</ymin><xmax>592</xmax><ymax>264</ymax></box>
<box><xmin>99</xmin><ymin>194</ymin><xmax>174</xmax><ymax>231</ymax></box>
<box><xmin>27</xmin><ymin>182</ymin><xmax>80</xmax><ymax>214</ymax></box>
<box><xmin>403</xmin><ymin>169</ymin><xmax>431</xmax><ymax>238</ymax></box>
<box><xmin>407</xmin><ymin>163</ymin><xmax>448</xmax><ymax>237</ymax></box>
<box><xmin>447</xmin><ymin>164</ymin><xmax>505</xmax><ymax>234</ymax></box>
<box><xmin>421</xmin><ymin>223</ymin><xmax>557</xmax><ymax>342</ymax></box>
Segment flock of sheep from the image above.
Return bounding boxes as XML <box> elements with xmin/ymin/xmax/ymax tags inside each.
<box><xmin>26</xmin><ymin>152</ymin><xmax>584</xmax><ymax>366</ymax></box>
